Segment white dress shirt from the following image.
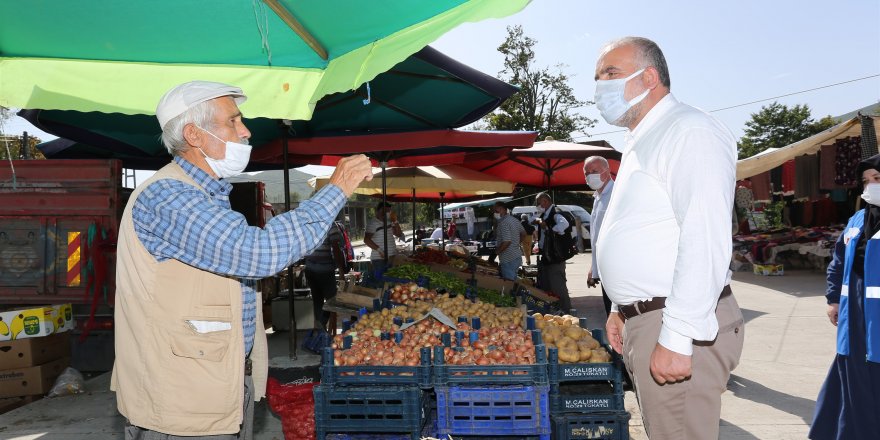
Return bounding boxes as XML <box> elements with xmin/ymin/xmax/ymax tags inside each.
<box><xmin>596</xmin><ymin>94</ymin><xmax>736</xmax><ymax>356</ymax></box>
<box><xmin>590</xmin><ymin>179</ymin><xmax>614</xmax><ymax>280</ymax></box>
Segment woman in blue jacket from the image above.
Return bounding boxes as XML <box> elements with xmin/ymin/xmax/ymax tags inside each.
<box><xmin>810</xmin><ymin>153</ymin><xmax>880</xmax><ymax>439</ymax></box>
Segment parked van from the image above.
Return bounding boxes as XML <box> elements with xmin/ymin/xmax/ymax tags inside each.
<box><xmin>510</xmin><ymin>205</ymin><xmax>592</xmax><ymax>251</ymax></box>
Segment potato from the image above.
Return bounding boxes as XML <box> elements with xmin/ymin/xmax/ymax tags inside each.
<box><xmin>543</xmin><ymin>332</ymin><xmax>556</xmax><ymax>344</ymax></box>
<box><xmin>559</xmin><ymin>348</ymin><xmax>580</xmax><ymax>363</ymax></box>
<box><xmin>564</xmin><ymin>326</ymin><xmax>584</xmax><ymax>340</ymax></box>
<box><xmin>578</xmin><ymin>349</ymin><xmax>592</xmax><ymax>362</ymax></box>
<box><xmin>557</xmin><ymin>336</ymin><xmax>576</xmax><ymax>350</ymax></box>
<box><xmin>580</xmin><ymin>335</ymin><xmax>600</xmax><ymax>350</ymax></box>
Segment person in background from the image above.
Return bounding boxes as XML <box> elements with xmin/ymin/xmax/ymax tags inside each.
<box><xmin>494</xmin><ymin>201</ymin><xmax>526</xmax><ymax>281</ymax></box>
<box><xmin>447</xmin><ymin>214</ymin><xmax>458</xmax><ymax>241</ymax></box>
<box><xmin>429</xmin><ymin>223</ymin><xmax>444</xmax><ymax>240</ymax></box>
<box><xmin>364</xmin><ymin>201</ymin><xmax>403</xmax><ymax>278</ymax></box>
<box><xmin>112</xmin><ymin>80</ymin><xmax>372</xmax><ymax>439</ymax></box>
<box><xmin>304</xmin><ymin>216</ymin><xmax>345</xmax><ymax>332</ymax></box>
<box><xmin>520</xmin><ymin>213</ymin><xmax>535</xmax><ymax>266</ymax></box>
<box><xmin>534</xmin><ymin>192</ymin><xmax>572</xmax><ymax>312</ymax></box>
<box><xmin>584</xmin><ymin>156</ymin><xmax>615</xmax><ymax>317</ymax></box>
<box><xmin>594</xmin><ymin>37</ymin><xmax>743</xmax><ymax>439</ymax></box>
<box><xmin>810</xmin><ymin>154</ymin><xmax>880</xmax><ymax>439</ymax></box>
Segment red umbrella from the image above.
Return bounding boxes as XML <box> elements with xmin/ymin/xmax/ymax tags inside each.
<box><xmin>460</xmin><ymin>139</ymin><xmax>621</xmax><ymax>190</ymax></box>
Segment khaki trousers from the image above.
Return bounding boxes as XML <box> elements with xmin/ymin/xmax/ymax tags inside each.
<box><xmin>521</xmin><ymin>236</ymin><xmax>533</xmax><ymax>265</ymax></box>
<box><xmin>622</xmin><ymin>288</ymin><xmax>744</xmax><ymax>440</ymax></box>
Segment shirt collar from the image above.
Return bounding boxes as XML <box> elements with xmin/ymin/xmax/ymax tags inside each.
<box><xmin>174</xmin><ymin>156</ymin><xmax>232</xmax><ymax>197</ymax></box>
<box><xmin>598</xmin><ymin>179</ymin><xmax>615</xmax><ymax>198</ymax></box>
<box><xmin>624</xmin><ymin>93</ymin><xmax>678</xmax><ymax>150</ymax></box>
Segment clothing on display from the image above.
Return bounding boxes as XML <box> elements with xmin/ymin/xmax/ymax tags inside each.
<box><xmin>820</xmin><ymin>144</ymin><xmax>846</xmax><ymax>190</ymax></box>
<box><xmin>794</xmin><ymin>155</ymin><xmax>819</xmax><ymax>200</ymax></box>
<box><xmin>781</xmin><ymin>160</ymin><xmax>796</xmax><ymax>194</ymax></box>
<box><xmin>835</xmin><ymin>137</ymin><xmax>861</xmax><ymax>187</ymax></box>
<box><xmin>750</xmin><ymin>172</ymin><xmax>772</xmax><ymax>201</ymax></box>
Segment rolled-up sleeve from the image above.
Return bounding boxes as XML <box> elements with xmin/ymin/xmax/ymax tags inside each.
<box><xmin>659</xmin><ymin>126</ymin><xmax>736</xmax><ymax>356</ymax></box>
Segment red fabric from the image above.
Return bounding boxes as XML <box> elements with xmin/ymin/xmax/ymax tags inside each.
<box><xmin>781</xmin><ymin>160</ymin><xmax>796</xmax><ymax>193</ymax></box>
<box><xmin>447</xmin><ymin>222</ymin><xmax>457</xmax><ymax>239</ymax></box>
<box><xmin>267</xmin><ymin>378</ymin><xmax>318</xmax><ymax>440</ymax></box>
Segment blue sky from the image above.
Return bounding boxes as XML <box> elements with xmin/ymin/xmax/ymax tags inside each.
<box><xmin>4</xmin><ymin>0</ymin><xmax>879</xmax><ymax>178</ymax></box>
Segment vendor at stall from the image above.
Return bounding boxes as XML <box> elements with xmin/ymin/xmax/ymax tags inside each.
<box><xmin>494</xmin><ymin>201</ymin><xmax>526</xmax><ymax>281</ymax></box>
<box><xmin>365</xmin><ymin>201</ymin><xmax>404</xmax><ymax>277</ymax></box>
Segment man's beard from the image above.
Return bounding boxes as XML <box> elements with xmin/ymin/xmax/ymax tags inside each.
<box><xmin>612</xmin><ymin>99</ymin><xmax>645</xmax><ymax>128</ymax></box>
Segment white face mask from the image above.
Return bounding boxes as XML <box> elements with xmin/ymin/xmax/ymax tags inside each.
<box><xmin>535</xmin><ymin>206</ymin><xmax>545</xmax><ymax>214</ymax></box>
<box><xmin>586</xmin><ymin>173</ymin><xmax>604</xmax><ymax>190</ymax></box>
<box><xmin>494</xmin><ymin>213</ymin><xmax>502</xmax><ymax>220</ymax></box>
<box><xmin>861</xmin><ymin>183</ymin><xmax>880</xmax><ymax>207</ymax></box>
<box><xmin>196</xmin><ymin>126</ymin><xmax>251</xmax><ymax>179</ymax></box>
<box><xmin>594</xmin><ymin>68</ymin><xmax>649</xmax><ymax>126</ymax></box>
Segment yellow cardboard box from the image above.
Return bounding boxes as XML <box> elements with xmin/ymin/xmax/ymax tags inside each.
<box><xmin>0</xmin><ymin>304</ymin><xmax>74</xmax><ymax>341</ymax></box>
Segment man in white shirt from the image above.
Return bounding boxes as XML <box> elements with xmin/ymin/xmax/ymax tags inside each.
<box><xmin>534</xmin><ymin>192</ymin><xmax>572</xmax><ymax>312</ymax></box>
<box><xmin>583</xmin><ymin>156</ymin><xmax>615</xmax><ymax>317</ymax></box>
<box><xmin>364</xmin><ymin>201</ymin><xmax>403</xmax><ymax>277</ymax></box>
<box><xmin>594</xmin><ymin>37</ymin><xmax>744</xmax><ymax>439</ymax></box>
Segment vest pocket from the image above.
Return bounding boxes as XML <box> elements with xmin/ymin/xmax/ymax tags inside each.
<box><xmin>159</xmin><ymin>327</ymin><xmax>237</xmax><ymax>415</ymax></box>
<box><xmin>170</xmin><ymin>328</ymin><xmax>230</xmax><ymax>362</ymax></box>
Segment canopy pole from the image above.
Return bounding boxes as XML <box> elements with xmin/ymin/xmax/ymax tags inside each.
<box><xmin>281</xmin><ymin>120</ymin><xmax>297</xmax><ymax>360</ymax></box>
<box><xmin>440</xmin><ymin>192</ymin><xmax>446</xmax><ymax>250</ymax></box>
<box><xmin>262</xmin><ymin>0</ymin><xmax>328</xmax><ymax>60</ymax></box>
<box><xmin>412</xmin><ymin>187</ymin><xmax>417</xmax><ymax>253</ymax></box>
<box><xmin>381</xmin><ymin>162</ymin><xmax>388</xmax><ymax>267</ymax></box>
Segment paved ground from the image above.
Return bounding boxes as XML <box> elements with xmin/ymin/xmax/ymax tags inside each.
<box><xmin>0</xmin><ymin>252</ymin><xmax>835</xmax><ymax>439</ymax></box>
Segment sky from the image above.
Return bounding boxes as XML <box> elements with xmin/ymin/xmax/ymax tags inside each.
<box><xmin>3</xmin><ymin>0</ymin><xmax>879</xmax><ymax>180</ymax></box>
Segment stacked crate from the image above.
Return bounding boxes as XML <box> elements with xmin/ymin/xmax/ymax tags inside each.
<box><xmin>317</xmin><ymin>341</ymin><xmax>432</xmax><ymax>440</ymax></box>
<box><xmin>546</xmin><ymin>325</ymin><xmax>630</xmax><ymax>440</ymax></box>
<box><xmin>0</xmin><ymin>304</ymin><xmax>74</xmax><ymax>413</ymax></box>
<box><xmin>431</xmin><ymin>330</ymin><xmax>551</xmax><ymax>440</ymax></box>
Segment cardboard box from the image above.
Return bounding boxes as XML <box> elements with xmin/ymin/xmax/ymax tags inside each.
<box><xmin>0</xmin><ymin>357</ymin><xmax>69</xmax><ymax>398</ymax></box>
<box><xmin>334</xmin><ymin>286</ymin><xmax>382</xmax><ymax>309</ymax></box>
<box><xmin>0</xmin><ymin>331</ymin><xmax>71</xmax><ymax>370</ymax></box>
<box><xmin>0</xmin><ymin>304</ymin><xmax>74</xmax><ymax>341</ymax></box>
<box><xmin>753</xmin><ymin>264</ymin><xmax>784</xmax><ymax>276</ymax></box>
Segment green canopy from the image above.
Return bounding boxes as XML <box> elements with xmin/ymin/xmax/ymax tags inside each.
<box><xmin>0</xmin><ymin>0</ymin><xmax>529</xmax><ymax>120</ymax></box>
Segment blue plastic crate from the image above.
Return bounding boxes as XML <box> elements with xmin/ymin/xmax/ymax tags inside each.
<box><xmin>321</xmin><ymin>347</ymin><xmax>433</xmax><ymax>388</ymax></box>
<box><xmin>549</xmin><ymin>382</ymin><xmax>624</xmax><ymax>414</ymax></box>
<box><xmin>314</xmin><ymin>385</ymin><xmax>426</xmax><ymax>440</ymax></box>
<box><xmin>435</xmin><ymin>385</ymin><xmax>551</xmax><ymax>439</ymax></box>
<box><xmin>433</xmin><ymin>344</ymin><xmax>549</xmax><ymax>386</ymax></box>
<box><xmin>551</xmin><ymin>411</ymin><xmax>631</xmax><ymax>440</ymax></box>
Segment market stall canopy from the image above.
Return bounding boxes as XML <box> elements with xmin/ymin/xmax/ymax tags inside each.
<box><xmin>310</xmin><ymin>165</ymin><xmax>515</xmax><ymax>202</ymax></box>
<box><xmin>459</xmin><ymin>139</ymin><xmax>621</xmax><ymax>190</ymax></box>
<box><xmin>443</xmin><ymin>196</ymin><xmax>513</xmax><ymax>210</ymax></box>
<box><xmin>736</xmin><ymin>116</ymin><xmax>880</xmax><ymax>180</ymax></box>
<box><xmin>250</xmin><ymin>129</ymin><xmax>539</xmax><ymax>168</ymax></box>
<box><xmin>0</xmin><ymin>0</ymin><xmax>529</xmax><ymax>121</ymax></box>
<box><xmin>22</xmin><ymin>45</ymin><xmax>521</xmax><ymax>168</ymax></box>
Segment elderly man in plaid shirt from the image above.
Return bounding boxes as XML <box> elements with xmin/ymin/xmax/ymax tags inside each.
<box><xmin>112</xmin><ymin>81</ymin><xmax>372</xmax><ymax>440</ymax></box>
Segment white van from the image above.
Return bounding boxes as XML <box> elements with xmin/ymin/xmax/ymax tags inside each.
<box><xmin>510</xmin><ymin>205</ymin><xmax>592</xmax><ymax>251</ymax></box>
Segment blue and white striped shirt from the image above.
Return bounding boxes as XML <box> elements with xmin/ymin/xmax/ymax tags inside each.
<box><xmin>133</xmin><ymin>157</ymin><xmax>346</xmax><ymax>356</ymax></box>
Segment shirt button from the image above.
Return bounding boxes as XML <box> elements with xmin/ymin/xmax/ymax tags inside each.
<box><xmin>199</xmin><ymin>350</ymin><xmax>204</xmax><ymax>356</ymax></box>
<box><xmin>210</xmin><ymin>191</ymin><xmax>215</xmax><ymax>196</ymax></box>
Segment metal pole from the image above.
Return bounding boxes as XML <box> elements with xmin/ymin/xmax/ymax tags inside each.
<box><xmin>21</xmin><ymin>132</ymin><xmax>29</xmax><ymax>160</ymax></box>
<box><xmin>412</xmin><ymin>187</ymin><xmax>417</xmax><ymax>253</ymax></box>
<box><xmin>281</xmin><ymin>121</ymin><xmax>297</xmax><ymax>360</ymax></box>
<box><xmin>440</xmin><ymin>192</ymin><xmax>446</xmax><ymax>250</ymax></box>
<box><xmin>381</xmin><ymin>162</ymin><xmax>388</xmax><ymax>266</ymax></box>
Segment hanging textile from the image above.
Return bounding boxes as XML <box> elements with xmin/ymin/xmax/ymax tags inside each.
<box><xmin>835</xmin><ymin>137</ymin><xmax>861</xmax><ymax>187</ymax></box>
<box><xmin>794</xmin><ymin>154</ymin><xmax>819</xmax><ymax>200</ymax></box>
<box><xmin>770</xmin><ymin>167</ymin><xmax>783</xmax><ymax>193</ymax></box>
<box><xmin>820</xmin><ymin>144</ymin><xmax>843</xmax><ymax>190</ymax></box>
<box><xmin>750</xmin><ymin>171</ymin><xmax>772</xmax><ymax>201</ymax></box>
<box><xmin>781</xmin><ymin>160</ymin><xmax>796</xmax><ymax>194</ymax></box>
<box><xmin>860</xmin><ymin>114</ymin><xmax>878</xmax><ymax>159</ymax></box>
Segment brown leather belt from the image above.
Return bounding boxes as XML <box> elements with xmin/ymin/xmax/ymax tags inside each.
<box><xmin>618</xmin><ymin>286</ymin><xmax>731</xmax><ymax>321</ymax></box>
<box><xmin>245</xmin><ymin>358</ymin><xmax>253</xmax><ymax>376</ymax></box>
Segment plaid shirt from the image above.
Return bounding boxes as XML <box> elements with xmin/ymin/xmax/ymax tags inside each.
<box><xmin>133</xmin><ymin>157</ymin><xmax>345</xmax><ymax>355</ymax></box>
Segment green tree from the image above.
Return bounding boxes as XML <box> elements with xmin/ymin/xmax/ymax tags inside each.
<box><xmin>737</xmin><ymin>102</ymin><xmax>836</xmax><ymax>159</ymax></box>
<box><xmin>484</xmin><ymin>26</ymin><xmax>596</xmax><ymax>141</ymax></box>
<box><xmin>0</xmin><ymin>133</ymin><xmax>45</xmax><ymax>160</ymax></box>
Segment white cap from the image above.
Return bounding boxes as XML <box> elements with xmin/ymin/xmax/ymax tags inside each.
<box><xmin>156</xmin><ymin>81</ymin><xmax>247</xmax><ymax>130</ymax></box>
